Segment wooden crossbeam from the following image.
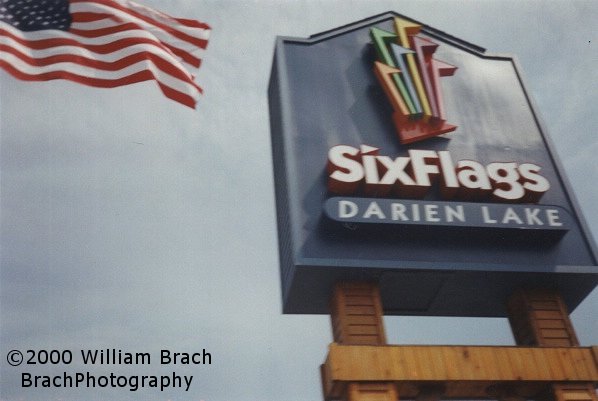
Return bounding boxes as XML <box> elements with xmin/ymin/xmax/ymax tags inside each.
<box><xmin>322</xmin><ymin>344</ymin><xmax>598</xmax><ymax>400</ymax></box>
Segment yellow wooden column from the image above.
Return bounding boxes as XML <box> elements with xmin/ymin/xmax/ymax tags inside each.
<box><xmin>329</xmin><ymin>282</ymin><xmax>398</xmax><ymax>401</ymax></box>
<box><xmin>507</xmin><ymin>289</ymin><xmax>579</xmax><ymax>347</ymax></box>
<box><xmin>330</xmin><ymin>282</ymin><xmax>386</xmax><ymax>346</ymax></box>
<box><xmin>507</xmin><ymin>289</ymin><xmax>598</xmax><ymax>401</ymax></box>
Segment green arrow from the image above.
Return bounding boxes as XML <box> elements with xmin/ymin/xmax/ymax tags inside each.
<box><xmin>370</xmin><ymin>27</ymin><xmax>397</xmax><ymax>66</ymax></box>
<box><xmin>370</xmin><ymin>27</ymin><xmax>416</xmax><ymax>115</ymax></box>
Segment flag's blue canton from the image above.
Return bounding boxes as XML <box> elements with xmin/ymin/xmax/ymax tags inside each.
<box><xmin>0</xmin><ymin>0</ymin><xmax>71</xmax><ymax>31</ymax></box>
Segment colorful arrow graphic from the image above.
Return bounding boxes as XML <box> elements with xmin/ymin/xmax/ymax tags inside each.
<box><xmin>371</xmin><ymin>17</ymin><xmax>458</xmax><ymax>144</ymax></box>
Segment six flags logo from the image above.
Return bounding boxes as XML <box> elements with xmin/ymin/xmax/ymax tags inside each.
<box><xmin>325</xmin><ymin>18</ymin><xmax>552</xmax><ymax>204</ymax></box>
<box><xmin>371</xmin><ymin>18</ymin><xmax>458</xmax><ymax>144</ymax></box>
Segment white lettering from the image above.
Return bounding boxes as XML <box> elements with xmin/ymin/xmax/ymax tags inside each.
<box><xmin>457</xmin><ymin>160</ymin><xmax>492</xmax><ymax>190</ymax></box>
<box><xmin>438</xmin><ymin>151</ymin><xmax>459</xmax><ymax>194</ymax></box>
<box><xmin>546</xmin><ymin>209</ymin><xmax>563</xmax><ymax>227</ymax></box>
<box><xmin>502</xmin><ymin>207</ymin><xmax>524</xmax><ymax>224</ymax></box>
<box><xmin>412</xmin><ymin>203</ymin><xmax>421</xmax><ymax>221</ymax></box>
<box><xmin>326</xmin><ymin>145</ymin><xmax>551</xmax><ymax>203</ymax></box>
<box><xmin>409</xmin><ymin>150</ymin><xmax>439</xmax><ymax>186</ymax></box>
<box><xmin>362</xmin><ymin>154</ymin><xmax>380</xmax><ymax>184</ymax></box>
<box><xmin>482</xmin><ymin>206</ymin><xmax>497</xmax><ymax>223</ymax></box>
<box><xmin>339</xmin><ymin>200</ymin><xmax>358</xmax><ymax>218</ymax></box>
<box><xmin>445</xmin><ymin>205</ymin><xmax>465</xmax><ymax>222</ymax></box>
<box><xmin>391</xmin><ymin>203</ymin><xmax>408</xmax><ymax>221</ymax></box>
<box><xmin>520</xmin><ymin>163</ymin><xmax>550</xmax><ymax>201</ymax></box>
<box><xmin>328</xmin><ymin>145</ymin><xmax>364</xmax><ymax>194</ymax></box>
<box><xmin>378</xmin><ymin>156</ymin><xmax>415</xmax><ymax>186</ymax></box>
<box><xmin>326</xmin><ymin>198</ymin><xmax>567</xmax><ymax>231</ymax></box>
<box><xmin>424</xmin><ymin>204</ymin><xmax>441</xmax><ymax>222</ymax></box>
<box><xmin>363</xmin><ymin>202</ymin><xmax>385</xmax><ymax>219</ymax></box>
<box><xmin>524</xmin><ymin>208</ymin><xmax>543</xmax><ymax>225</ymax></box>
<box><xmin>487</xmin><ymin>162</ymin><xmax>525</xmax><ymax>200</ymax></box>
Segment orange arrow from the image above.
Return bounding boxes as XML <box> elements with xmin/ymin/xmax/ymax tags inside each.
<box><xmin>374</xmin><ymin>61</ymin><xmax>410</xmax><ymax>117</ymax></box>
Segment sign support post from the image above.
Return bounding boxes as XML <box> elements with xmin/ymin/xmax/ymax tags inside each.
<box><xmin>324</xmin><ymin>282</ymin><xmax>399</xmax><ymax>401</ymax></box>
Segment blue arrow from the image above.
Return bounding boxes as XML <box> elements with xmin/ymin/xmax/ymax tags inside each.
<box><xmin>390</xmin><ymin>43</ymin><xmax>423</xmax><ymax>117</ymax></box>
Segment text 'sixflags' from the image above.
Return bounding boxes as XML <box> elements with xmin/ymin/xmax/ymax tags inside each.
<box><xmin>0</xmin><ymin>0</ymin><xmax>210</xmax><ymax>108</ymax></box>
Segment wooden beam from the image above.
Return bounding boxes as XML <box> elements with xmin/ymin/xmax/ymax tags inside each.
<box><xmin>322</xmin><ymin>343</ymin><xmax>598</xmax><ymax>400</ymax></box>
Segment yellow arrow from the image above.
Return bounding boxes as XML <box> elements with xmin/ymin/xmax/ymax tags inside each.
<box><xmin>394</xmin><ymin>17</ymin><xmax>432</xmax><ymax>119</ymax></box>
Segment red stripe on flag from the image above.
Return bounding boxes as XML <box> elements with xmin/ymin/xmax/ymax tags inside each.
<box><xmin>172</xmin><ymin>18</ymin><xmax>211</xmax><ymax>30</ymax></box>
<box><xmin>71</xmin><ymin>12</ymin><xmax>117</xmax><ymax>23</ymax></box>
<box><xmin>70</xmin><ymin>0</ymin><xmax>209</xmax><ymax>49</ymax></box>
<box><xmin>162</xmin><ymin>43</ymin><xmax>201</xmax><ymax>68</ymax></box>
<box><xmin>0</xmin><ymin>43</ymin><xmax>201</xmax><ymax>92</ymax></box>
<box><xmin>2</xmin><ymin>28</ymin><xmax>176</xmax><ymax>57</ymax></box>
<box><xmin>0</xmin><ymin>59</ymin><xmax>197</xmax><ymax>108</ymax></box>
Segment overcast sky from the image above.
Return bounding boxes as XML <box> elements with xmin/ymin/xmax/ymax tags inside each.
<box><xmin>1</xmin><ymin>1</ymin><xmax>597</xmax><ymax>401</ymax></box>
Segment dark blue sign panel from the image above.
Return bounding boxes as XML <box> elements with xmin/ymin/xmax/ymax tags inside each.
<box><xmin>268</xmin><ymin>12</ymin><xmax>598</xmax><ymax>316</ymax></box>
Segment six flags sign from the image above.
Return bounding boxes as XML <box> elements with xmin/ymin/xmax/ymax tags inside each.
<box><xmin>268</xmin><ymin>12</ymin><xmax>598</xmax><ymax>316</ymax></box>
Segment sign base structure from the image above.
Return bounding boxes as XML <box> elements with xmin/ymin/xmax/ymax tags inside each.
<box><xmin>320</xmin><ymin>283</ymin><xmax>598</xmax><ymax>401</ymax></box>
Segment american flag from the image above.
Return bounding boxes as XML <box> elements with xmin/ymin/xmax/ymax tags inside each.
<box><xmin>0</xmin><ymin>0</ymin><xmax>210</xmax><ymax>108</ymax></box>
